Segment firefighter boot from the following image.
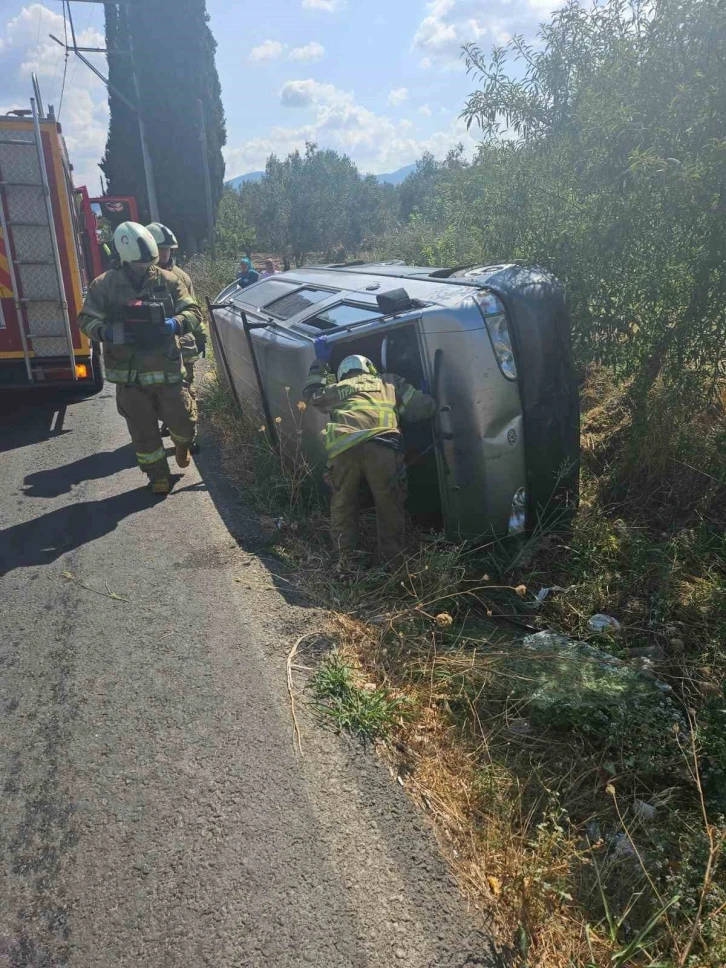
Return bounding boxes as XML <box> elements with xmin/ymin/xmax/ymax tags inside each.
<box><xmin>175</xmin><ymin>443</ymin><xmax>191</xmax><ymax>468</ymax></box>
<box><xmin>151</xmin><ymin>477</ymin><xmax>171</xmax><ymax>495</ymax></box>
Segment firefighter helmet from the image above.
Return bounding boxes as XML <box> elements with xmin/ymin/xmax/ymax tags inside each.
<box><xmin>113</xmin><ymin>222</ymin><xmax>158</xmax><ymax>263</ymax></box>
<box><xmin>146</xmin><ymin>222</ymin><xmax>178</xmax><ymax>249</ymax></box>
<box><xmin>337</xmin><ymin>355</ymin><xmax>377</xmax><ymax>381</ymax></box>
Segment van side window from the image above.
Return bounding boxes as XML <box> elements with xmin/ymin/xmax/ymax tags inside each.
<box><xmin>234</xmin><ymin>278</ymin><xmax>297</xmax><ymax>308</ymax></box>
<box><xmin>304</xmin><ymin>302</ymin><xmax>383</xmax><ymax>331</ymax></box>
<box><xmin>265</xmin><ymin>287</ymin><xmax>334</xmax><ymax>320</ymax></box>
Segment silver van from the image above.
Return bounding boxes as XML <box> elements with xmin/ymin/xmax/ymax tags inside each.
<box><xmin>207</xmin><ymin>261</ymin><xmax>580</xmax><ymax>541</ymax></box>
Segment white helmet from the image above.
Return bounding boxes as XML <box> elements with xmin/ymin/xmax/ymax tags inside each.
<box><xmin>146</xmin><ymin>222</ymin><xmax>178</xmax><ymax>249</ymax></box>
<box><xmin>337</xmin><ymin>355</ymin><xmax>376</xmax><ymax>381</ymax></box>
<box><xmin>113</xmin><ymin>221</ymin><xmax>158</xmax><ymax>263</ymax></box>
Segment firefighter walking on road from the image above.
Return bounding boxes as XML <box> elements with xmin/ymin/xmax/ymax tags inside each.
<box><xmin>303</xmin><ymin>338</ymin><xmax>436</xmax><ymax>565</ymax></box>
<box><xmin>146</xmin><ymin>222</ymin><xmax>205</xmax><ymax>396</ymax></box>
<box><xmin>78</xmin><ymin>222</ymin><xmax>201</xmax><ymax>495</ymax></box>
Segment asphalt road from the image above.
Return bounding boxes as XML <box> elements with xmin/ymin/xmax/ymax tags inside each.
<box><xmin>0</xmin><ymin>385</ymin><xmax>499</xmax><ymax>968</ymax></box>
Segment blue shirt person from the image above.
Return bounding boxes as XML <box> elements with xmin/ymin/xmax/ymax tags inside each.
<box><xmin>237</xmin><ymin>258</ymin><xmax>259</xmax><ymax>288</ymax></box>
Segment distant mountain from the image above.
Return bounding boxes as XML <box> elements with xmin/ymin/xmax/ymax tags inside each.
<box><xmin>375</xmin><ymin>163</ymin><xmax>417</xmax><ymax>185</ymax></box>
<box><xmin>226</xmin><ymin>162</ymin><xmax>417</xmax><ymax>191</ymax></box>
<box><xmin>226</xmin><ymin>171</ymin><xmax>265</xmax><ymax>189</ymax></box>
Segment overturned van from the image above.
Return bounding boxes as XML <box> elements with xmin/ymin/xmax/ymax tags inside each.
<box><xmin>208</xmin><ymin>261</ymin><xmax>580</xmax><ymax>541</ymax></box>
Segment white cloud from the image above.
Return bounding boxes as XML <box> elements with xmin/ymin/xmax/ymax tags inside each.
<box><xmin>250</xmin><ymin>40</ymin><xmax>325</xmax><ymax>63</ymax></box>
<box><xmin>280</xmin><ymin>78</ymin><xmax>339</xmax><ymax>108</ymax></box>
<box><xmin>289</xmin><ymin>41</ymin><xmax>325</xmax><ymax>62</ymax></box>
<box><xmin>0</xmin><ymin>4</ymin><xmax>108</xmax><ymax>189</ymax></box>
<box><xmin>419</xmin><ymin>104</ymin><xmax>433</xmax><ymax>117</ymax></box>
<box><xmin>301</xmin><ymin>0</ymin><xmax>345</xmax><ymax>11</ymax></box>
<box><xmin>387</xmin><ymin>87</ymin><xmax>409</xmax><ymax>107</ymax></box>
<box><xmin>225</xmin><ymin>82</ymin><xmax>479</xmax><ymax>178</ymax></box>
<box><xmin>412</xmin><ymin>0</ymin><xmax>559</xmax><ymax>67</ymax></box>
<box><xmin>250</xmin><ymin>39</ymin><xmax>284</xmax><ymax>61</ymax></box>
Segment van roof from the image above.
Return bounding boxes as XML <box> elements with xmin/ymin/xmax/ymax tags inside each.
<box><xmin>225</xmin><ymin>261</ymin><xmax>553</xmax><ymax>333</ymax></box>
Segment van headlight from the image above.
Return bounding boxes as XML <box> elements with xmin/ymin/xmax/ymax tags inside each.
<box><xmin>508</xmin><ymin>487</ymin><xmax>527</xmax><ymax>534</ymax></box>
<box><xmin>486</xmin><ymin>314</ymin><xmax>517</xmax><ymax>380</ymax></box>
<box><xmin>475</xmin><ymin>294</ymin><xmax>517</xmax><ymax>381</ymax></box>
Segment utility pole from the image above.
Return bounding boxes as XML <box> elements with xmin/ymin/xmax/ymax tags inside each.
<box><xmin>50</xmin><ymin>1</ymin><xmax>159</xmax><ymax>221</ymax></box>
<box><xmin>197</xmin><ymin>98</ymin><xmax>216</xmax><ymax>260</ymax></box>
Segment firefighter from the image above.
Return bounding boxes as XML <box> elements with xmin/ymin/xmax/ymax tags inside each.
<box><xmin>78</xmin><ymin>221</ymin><xmax>201</xmax><ymax>495</ymax></box>
<box><xmin>303</xmin><ymin>338</ymin><xmax>436</xmax><ymax>565</ymax></box>
<box><xmin>146</xmin><ymin>222</ymin><xmax>205</xmax><ymax>394</ymax></box>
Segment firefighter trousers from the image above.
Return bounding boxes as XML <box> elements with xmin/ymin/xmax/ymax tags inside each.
<box><xmin>116</xmin><ymin>383</ymin><xmax>196</xmax><ymax>481</ymax></box>
<box><xmin>160</xmin><ymin>362</ymin><xmax>197</xmax><ymax>436</ymax></box>
<box><xmin>328</xmin><ymin>441</ymin><xmax>407</xmax><ymax>563</ymax></box>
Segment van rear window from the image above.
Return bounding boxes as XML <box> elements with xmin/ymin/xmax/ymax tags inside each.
<box><xmin>264</xmin><ymin>287</ymin><xmax>334</xmax><ymax>320</ymax></box>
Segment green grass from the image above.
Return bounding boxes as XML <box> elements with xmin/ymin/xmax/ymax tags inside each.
<box><xmin>311</xmin><ymin>652</ymin><xmax>407</xmax><ymax>743</ymax></box>
<box><xmin>199</xmin><ymin>364</ymin><xmax>726</xmax><ymax>967</ymax></box>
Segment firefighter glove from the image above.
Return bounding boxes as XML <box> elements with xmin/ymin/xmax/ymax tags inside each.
<box><xmin>314</xmin><ymin>336</ymin><xmax>332</xmax><ymax>362</ymax></box>
<box><xmin>161</xmin><ymin>318</ymin><xmax>181</xmax><ymax>336</ymax></box>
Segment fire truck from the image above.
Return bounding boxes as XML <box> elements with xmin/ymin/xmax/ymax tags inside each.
<box><xmin>0</xmin><ymin>88</ymin><xmax>137</xmax><ymax>392</ymax></box>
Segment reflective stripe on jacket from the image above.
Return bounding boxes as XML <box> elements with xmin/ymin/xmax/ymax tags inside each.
<box><xmin>303</xmin><ymin>361</ymin><xmax>436</xmax><ymax>460</ymax></box>
<box><xmin>78</xmin><ymin>264</ymin><xmax>202</xmax><ymax>385</ymax></box>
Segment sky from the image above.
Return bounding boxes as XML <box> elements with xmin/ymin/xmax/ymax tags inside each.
<box><xmin>0</xmin><ymin>0</ymin><xmax>556</xmax><ymax>190</ymax></box>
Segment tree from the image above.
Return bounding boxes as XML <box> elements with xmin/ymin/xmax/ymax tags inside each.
<box><xmin>101</xmin><ymin>0</ymin><xmax>226</xmax><ymax>252</ymax></box>
<box><xmin>215</xmin><ymin>188</ymin><xmax>256</xmax><ymax>259</ymax></box>
<box><xmin>459</xmin><ymin>0</ymin><xmax>726</xmax><ymax>390</ymax></box>
<box><xmin>236</xmin><ymin>143</ymin><xmax>391</xmax><ymax>265</ymax></box>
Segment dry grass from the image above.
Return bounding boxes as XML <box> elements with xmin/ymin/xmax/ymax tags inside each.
<box><xmin>199</xmin><ymin>365</ymin><xmax>726</xmax><ymax>968</ymax></box>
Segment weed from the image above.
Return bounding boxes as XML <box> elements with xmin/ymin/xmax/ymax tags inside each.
<box><xmin>199</xmin><ymin>363</ymin><xmax>726</xmax><ymax>967</ymax></box>
<box><xmin>584</xmin><ymin>859</ymin><xmax>679</xmax><ymax>968</ymax></box>
<box><xmin>311</xmin><ymin>652</ymin><xmax>407</xmax><ymax>743</ymax></box>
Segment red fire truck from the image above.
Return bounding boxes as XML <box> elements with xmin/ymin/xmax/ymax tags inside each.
<box><xmin>0</xmin><ymin>93</ymin><xmax>137</xmax><ymax>392</ymax></box>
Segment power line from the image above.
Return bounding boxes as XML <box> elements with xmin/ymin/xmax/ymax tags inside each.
<box><xmin>65</xmin><ymin>1</ymin><xmax>97</xmax><ymax>102</ymax></box>
<box><xmin>57</xmin><ymin>2</ymin><xmax>70</xmax><ymax>119</ymax></box>
<box><xmin>35</xmin><ymin>2</ymin><xmax>43</xmax><ymax>50</ymax></box>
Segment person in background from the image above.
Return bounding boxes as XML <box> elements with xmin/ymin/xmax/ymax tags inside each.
<box><xmin>147</xmin><ymin>223</ymin><xmax>205</xmax><ymax>391</ymax></box>
<box><xmin>260</xmin><ymin>258</ymin><xmax>277</xmax><ymax>279</ymax></box>
<box><xmin>147</xmin><ymin>222</ymin><xmax>206</xmax><ymax>448</ymax></box>
<box><xmin>237</xmin><ymin>257</ymin><xmax>259</xmax><ymax>288</ymax></box>
<box><xmin>303</xmin><ymin>339</ymin><xmax>436</xmax><ymax>566</ymax></box>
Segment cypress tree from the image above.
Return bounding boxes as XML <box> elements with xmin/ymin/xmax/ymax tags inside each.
<box><xmin>100</xmin><ymin>0</ymin><xmax>226</xmax><ymax>252</ymax></box>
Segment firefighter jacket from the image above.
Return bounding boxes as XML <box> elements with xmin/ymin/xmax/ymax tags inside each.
<box><xmin>164</xmin><ymin>258</ymin><xmax>204</xmax><ymax>364</ymax></box>
<box><xmin>78</xmin><ymin>264</ymin><xmax>202</xmax><ymax>386</ymax></box>
<box><xmin>303</xmin><ymin>361</ymin><xmax>437</xmax><ymax>460</ymax></box>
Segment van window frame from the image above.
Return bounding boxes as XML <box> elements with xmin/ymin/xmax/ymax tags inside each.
<box><xmin>300</xmin><ymin>299</ymin><xmax>385</xmax><ymax>331</ymax></box>
<box><xmin>263</xmin><ymin>284</ymin><xmax>340</xmax><ymax>322</ymax></box>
